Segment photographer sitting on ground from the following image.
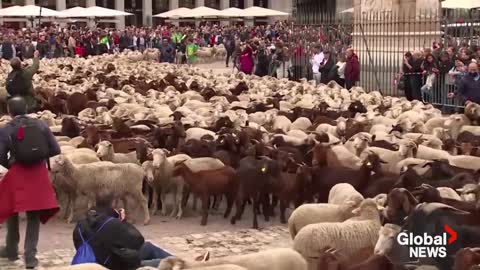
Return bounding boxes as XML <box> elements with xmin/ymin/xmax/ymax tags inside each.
<box><xmin>72</xmin><ymin>191</ymin><xmax>209</xmax><ymax>270</ymax></box>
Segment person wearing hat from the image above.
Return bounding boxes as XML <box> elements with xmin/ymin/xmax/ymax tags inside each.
<box><xmin>6</xmin><ymin>50</ymin><xmax>40</xmax><ymax>113</ymax></box>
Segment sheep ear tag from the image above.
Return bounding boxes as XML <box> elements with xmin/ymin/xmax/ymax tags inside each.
<box><xmin>261</xmin><ymin>167</ymin><xmax>267</xmax><ymax>173</ymax></box>
<box><xmin>17</xmin><ymin>127</ymin><xmax>25</xmax><ymax>140</ymax></box>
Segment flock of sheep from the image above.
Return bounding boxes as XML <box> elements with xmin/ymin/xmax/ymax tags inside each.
<box><xmin>1</xmin><ymin>50</ymin><xmax>480</xmax><ymax>270</ymax></box>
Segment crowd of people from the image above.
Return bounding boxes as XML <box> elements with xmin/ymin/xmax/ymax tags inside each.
<box><xmin>0</xmin><ymin>22</ymin><xmax>356</xmax><ymax>82</ymax></box>
<box><xmin>401</xmin><ymin>42</ymin><xmax>480</xmax><ymax>108</ymax></box>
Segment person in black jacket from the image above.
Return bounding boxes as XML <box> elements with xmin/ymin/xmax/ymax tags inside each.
<box><xmin>73</xmin><ymin>192</ymin><xmax>209</xmax><ymax>269</ymax></box>
<box><xmin>254</xmin><ymin>45</ymin><xmax>270</xmax><ymax>77</ymax></box>
<box><xmin>1</xmin><ymin>37</ymin><xmax>16</xmax><ymax>60</ymax></box>
<box><xmin>319</xmin><ymin>50</ymin><xmax>335</xmax><ymax>85</ymax></box>
<box><xmin>404</xmin><ymin>51</ymin><xmax>423</xmax><ymax>101</ymax></box>
<box><xmin>119</xmin><ymin>31</ymin><xmax>129</xmax><ymax>52</ymax></box>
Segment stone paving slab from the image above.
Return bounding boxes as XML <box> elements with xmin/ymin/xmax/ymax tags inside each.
<box><xmin>0</xmin><ymin>226</ymin><xmax>291</xmax><ymax>269</ymax></box>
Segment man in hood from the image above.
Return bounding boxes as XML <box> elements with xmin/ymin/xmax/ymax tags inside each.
<box><xmin>345</xmin><ymin>48</ymin><xmax>360</xmax><ymax>90</ymax></box>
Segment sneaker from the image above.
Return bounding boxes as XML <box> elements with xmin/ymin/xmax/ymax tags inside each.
<box><xmin>0</xmin><ymin>246</ymin><xmax>19</xmax><ymax>261</ymax></box>
<box><xmin>25</xmin><ymin>257</ymin><xmax>38</xmax><ymax>269</ymax></box>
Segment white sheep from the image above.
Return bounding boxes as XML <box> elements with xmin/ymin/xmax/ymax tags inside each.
<box><xmin>185</xmin><ymin>127</ymin><xmax>217</xmax><ymax>141</ymax></box>
<box><xmin>328</xmin><ymin>183</ymin><xmax>365</xmax><ymax>205</ymax></box>
<box><xmin>290</xmin><ymin>117</ymin><xmax>312</xmax><ymax>131</ymax></box>
<box><xmin>288</xmin><ymin>201</ymin><xmax>359</xmax><ymax>239</ymax></box>
<box><xmin>415</xmin><ymin>145</ymin><xmax>451</xmax><ymax>161</ymax></box>
<box><xmin>50</xmin><ymin>150</ymin><xmax>100</xmax><ymax>223</ymax></box>
<box><xmin>344</xmin><ymin>133</ymin><xmax>373</xmax><ymax>157</ymax></box>
<box><xmin>323</xmin><ymin>144</ymin><xmax>363</xmax><ymax>170</ymax></box>
<box><xmin>158</xmin><ymin>248</ymin><xmax>307</xmax><ymax>270</ymax></box>
<box><xmin>142</xmin><ymin>149</ymin><xmax>185</xmax><ymax>219</ymax></box>
<box><xmin>272</xmin><ymin>115</ymin><xmax>292</xmax><ymax>133</ymax></box>
<box><xmin>363</xmin><ymin>140</ymin><xmax>417</xmax><ymax>174</ymax></box>
<box><xmin>373</xmin><ymin>223</ymin><xmax>402</xmax><ymax>256</ymax></box>
<box><xmin>448</xmin><ymin>155</ymin><xmax>480</xmax><ymax>170</ymax></box>
<box><xmin>51</xmin><ymin>155</ymin><xmax>150</xmax><ymax>225</ymax></box>
<box><xmin>437</xmin><ymin>187</ymin><xmax>462</xmax><ymax>201</ymax></box>
<box><xmin>95</xmin><ymin>141</ymin><xmax>139</xmax><ymax>164</ymax></box>
<box><xmin>46</xmin><ymin>264</ymin><xmax>109</xmax><ymax>270</ymax></box>
<box><xmin>293</xmin><ymin>199</ymin><xmax>381</xmax><ymax>270</ymax></box>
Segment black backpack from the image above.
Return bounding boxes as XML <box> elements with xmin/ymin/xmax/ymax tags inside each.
<box><xmin>9</xmin><ymin>117</ymin><xmax>50</xmax><ymax>165</ymax></box>
<box><xmin>6</xmin><ymin>70</ymin><xmax>28</xmax><ymax>97</ymax></box>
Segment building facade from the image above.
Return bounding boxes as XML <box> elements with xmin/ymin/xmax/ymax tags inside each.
<box><xmin>0</xmin><ymin>0</ymin><xmax>293</xmax><ymax>28</ymax></box>
<box><xmin>293</xmin><ymin>0</ymin><xmax>352</xmax><ymax>24</ymax></box>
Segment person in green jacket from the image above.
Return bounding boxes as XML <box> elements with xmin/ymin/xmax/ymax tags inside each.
<box><xmin>186</xmin><ymin>38</ymin><xmax>199</xmax><ymax>65</ymax></box>
<box><xmin>6</xmin><ymin>50</ymin><xmax>40</xmax><ymax>113</ymax></box>
<box><xmin>171</xmin><ymin>29</ymin><xmax>184</xmax><ymax>48</ymax></box>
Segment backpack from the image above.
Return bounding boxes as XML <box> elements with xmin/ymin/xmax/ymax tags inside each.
<box><xmin>71</xmin><ymin>217</ymin><xmax>115</xmax><ymax>265</ymax></box>
<box><xmin>6</xmin><ymin>70</ymin><xmax>28</xmax><ymax>96</ymax></box>
<box><xmin>9</xmin><ymin>117</ymin><xmax>50</xmax><ymax>165</ymax></box>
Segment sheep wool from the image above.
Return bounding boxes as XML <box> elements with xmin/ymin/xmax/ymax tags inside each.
<box><xmin>45</xmin><ymin>263</ymin><xmax>108</xmax><ymax>270</ymax></box>
<box><xmin>183</xmin><ymin>157</ymin><xmax>225</xmax><ymax>173</ymax></box>
<box><xmin>288</xmin><ymin>200</ymin><xmax>359</xmax><ymax>239</ymax></box>
<box><xmin>293</xmin><ymin>199</ymin><xmax>381</xmax><ymax>268</ymax></box>
<box><xmin>158</xmin><ymin>248</ymin><xmax>307</xmax><ymax>270</ymax></box>
<box><xmin>52</xmin><ymin>155</ymin><xmax>150</xmax><ymax>225</ymax></box>
<box><xmin>328</xmin><ymin>183</ymin><xmax>365</xmax><ymax>205</ymax></box>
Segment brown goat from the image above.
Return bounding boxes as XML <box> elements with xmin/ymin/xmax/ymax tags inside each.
<box><xmin>273</xmin><ymin>166</ymin><xmax>309</xmax><ymax>223</ymax></box>
<box><xmin>61</xmin><ymin>117</ymin><xmax>81</xmax><ymax>138</ymax></box>
<box><xmin>172</xmin><ymin>163</ymin><xmax>237</xmax><ymax>226</ymax></box>
<box><xmin>454</xmin><ymin>248</ymin><xmax>480</xmax><ymax>270</ymax></box>
<box><xmin>383</xmin><ymin>188</ymin><xmax>418</xmax><ymax>225</ymax></box>
<box><xmin>66</xmin><ymin>92</ymin><xmax>88</xmax><ymax>116</ymax></box>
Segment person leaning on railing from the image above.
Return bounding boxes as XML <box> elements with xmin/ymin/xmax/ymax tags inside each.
<box><xmin>449</xmin><ymin>62</ymin><xmax>480</xmax><ymax>105</ymax></box>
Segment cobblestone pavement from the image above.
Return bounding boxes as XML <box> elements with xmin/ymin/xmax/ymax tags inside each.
<box><xmin>0</xmin><ymin>207</ymin><xmax>293</xmax><ymax>269</ymax></box>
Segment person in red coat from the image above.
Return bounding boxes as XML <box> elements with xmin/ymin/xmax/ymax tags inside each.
<box><xmin>345</xmin><ymin>48</ymin><xmax>360</xmax><ymax>90</ymax></box>
<box><xmin>0</xmin><ymin>97</ymin><xmax>60</xmax><ymax>269</ymax></box>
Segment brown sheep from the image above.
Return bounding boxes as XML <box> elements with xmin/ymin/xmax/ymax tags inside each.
<box><xmin>454</xmin><ymin>248</ymin><xmax>480</xmax><ymax>270</ymax></box>
<box><xmin>172</xmin><ymin>162</ymin><xmax>237</xmax><ymax>226</ymax></box>
<box><xmin>383</xmin><ymin>188</ymin><xmax>418</xmax><ymax>225</ymax></box>
<box><xmin>61</xmin><ymin>117</ymin><xmax>81</xmax><ymax>138</ymax></box>
<box><xmin>66</xmin><ymin>92</ymin><xmax>88</xmax><ymax>116</ymax></box>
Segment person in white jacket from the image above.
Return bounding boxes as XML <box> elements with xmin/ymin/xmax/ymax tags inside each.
<box><xmin>311</xmin><ymin>45</ymin><xmax>324</xmax><ymax>85</ymax></box>
<box><xmin>336</xmin><ymin>53</ymin><xmax>347</xmax><ymax>87</ymax></box>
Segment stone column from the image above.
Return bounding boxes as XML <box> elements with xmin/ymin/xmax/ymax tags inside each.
<box><xmin>143</xmin><ymin>0</ymin><xmax>152</xmax><ymax>26</ymax></box>
<box><xmin>86</xmin><ymin>0</ymin><xmax>96</xmax><ymax>27</ymax></box>
<box><xmin>245</xmin><ymin>0</ymin><xmax>254</xmax><ymax>26</ymax></box>
<box><xmin>169</xmin><ymin>0</ymin><xmax>179</xmax><ymax>26</ymax></box>
<box><xmin>0</xmin><ymin>1</ymin><xmax>3</xmax><ymax>25</ymax></box>
<box><xmin>219</xmin><ymin>0</ymin><xmax>229</xmax><ymax>25</ymax></box>
<box><xmin>115</xmin><ymin>0</ymin><xmax>125</xmax><ymax>29</ymax></box>
<box><xmin>220</xmin><ymin>0</ymin><xmax>229</xmax><ymax>9</ymax></box>
<box><xmin>195</xmin><ymin>0</ymin><xmax>204</xmax><ymax>26</ymax></box>
<box><xmin>268</xmin><ymin>0</ymin><xmax>292</xmax><ymax>24</ymax></box>
<box><xmin>56</xmin><ymin>0</ymin><xmax>67</xmax><ymax>10</ymax></box>
<box><xmin>56</xmin><ymin>0</ymin><xmax>67</xmax><ymax>27</ymax></box>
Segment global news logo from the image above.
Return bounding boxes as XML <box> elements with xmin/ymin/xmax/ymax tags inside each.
<box><xmin>396</xmin><ymin>225</ymin><xmax>457</xmax><ymax>258</ymax></box>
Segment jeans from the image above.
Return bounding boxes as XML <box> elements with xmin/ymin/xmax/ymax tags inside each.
<box><xmin>139</xmin><ymin>241</ymin><xmax>172</xmax><ymax>268</ymax></box>
<box><xmin>5</xmin><ymin>211</ymin><xmax>41</xmax><ymax>262</ymax></box>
